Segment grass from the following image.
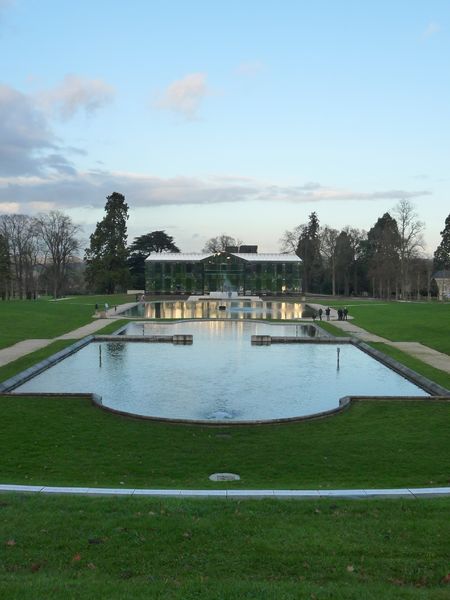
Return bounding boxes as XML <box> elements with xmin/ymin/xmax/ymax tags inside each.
<box><xmin>1</xmin><ymin>297</ymin><xmax>449</xmax><ymax>597</ymax></box>
<box><xmin>0</xmin><ymin>294</ymin><xmax>134</xmax><ymax>348</ymax></box>
<box><xmin>1</xmin><ymin>494</ymin><xmax>450</xmax><ymax>599</ymax></box>
<box><xmin>0</xmin><ymin>341</ymin><xmax>75</xmax><ymax>383</ymax></box>
<box><xmin>311</xmin><ymin>299</ymin><xmax>450</xmax><ymax>355</ymax></box>
<box><xmin>0</xmin><ymin>320</ymin><xmax>128</xmax><ymax>385</ymax></box>
<box><xmin>371</xmin><ymin>343</ymin><xmax>450</xmax><ymax>392</ymax></box>
<box><xmin>1</xmin><ymin>396</ymin><xmax>450</xmax><ymax>489</ymax></box>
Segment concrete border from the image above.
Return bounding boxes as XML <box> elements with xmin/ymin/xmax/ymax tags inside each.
<box><xmin>0</xmin><ymin>483</ymin><xmax>449</xmax><ymax>499</ymax></box>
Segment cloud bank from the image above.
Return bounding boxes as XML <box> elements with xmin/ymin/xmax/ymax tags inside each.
<box><xmin>0</xmin><ymin>77</ymin><xmax>113</xmax><ymax>177</ymax></box>
<box><xmin>0</xmin><ymin>81</ymin><xmax>432</xmax><ymax>216</ymax></box>
<box><xmin>0</xmin><ymin>169</ymin><xmax>431</xmax><ymax>214</ymax></box>
<box><xmin>0</xmin><ymin>84</ymin><xmax>76</xmax><ymax>176</ymax></box>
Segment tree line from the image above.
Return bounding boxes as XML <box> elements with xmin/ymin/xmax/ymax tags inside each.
<box><xmin>280</xmin><ymin>200</ymin><xmax>450</xmax><ymax>298</ymax></box>
<box><xmin>1</xmin><ymin>192</ymin><xmax>449</xmax><ymax>299</ymax></box>
<box><xmin>0</xmin><ymin>212</ymin><xmax>81</xmax><ymax>299</ymax></box>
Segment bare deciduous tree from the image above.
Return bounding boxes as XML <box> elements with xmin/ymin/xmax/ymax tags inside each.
<box><xmin>202</xmin><ymin>234</ymin><xmax>242</xmax><ymax>253</ymax></box>
<box><xmin>36</xmin><ymin>210</ymin><xmax>81</xmax><ymax>298</ymax></box>
<box><xmin>393</xmin><ymin>199</ymin><xmax>425</xmax><ymax>298</ymax></box>
<box><xmin>0</xmin><ymin>214</ymin><xmax>43</xmax><ymax>298</ymax></box>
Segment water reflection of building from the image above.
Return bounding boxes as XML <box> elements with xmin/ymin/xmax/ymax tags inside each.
<box><xmin>145</xmin><ymin>246</ymin><xmax>302</xmax><ymax>295</ymax></box>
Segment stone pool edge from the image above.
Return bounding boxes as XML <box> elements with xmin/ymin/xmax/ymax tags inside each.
<box><xmin>1</xmin><ymin>483</ymin><xmax>450</xmax><ymax>499</ymax></box>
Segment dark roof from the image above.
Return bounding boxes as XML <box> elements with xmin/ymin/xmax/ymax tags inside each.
<box><xmin>433</xmin><ymin>270</ymin><xmax>450</xmax><ymax>279</ymax></box>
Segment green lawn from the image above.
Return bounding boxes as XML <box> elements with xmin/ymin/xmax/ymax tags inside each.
<box><xmin>0</xmin><ymin>320</ymin><xmax>128</xmax><ymax>385</ymax></box>
<box><xmin>1</xmin><ymin>396</ymin><xmax>450</xmax><ymax>489</ymax></box>
<box><xmin>370</xmin><ymin>343</ymin><xmax>450</xmax><ymax>391</ymax></box>
<box><xmin>1</xmin><ymin>494</ymin><xmax>449</xmax><ymax>599</ymax></box>
<box><xmin>1</xmin><ymin>298</ymin><xmax>449</xmax><ymax>597</ymax></box>
<box><xmin>0</xmin><ymin>295</ymin><xmax>134</xmax><ymax>348</ymax></box>
<box><xmin>312</xmin><ymin>299</ymin><xmax>450</xmax><ymax>355</ymax></box>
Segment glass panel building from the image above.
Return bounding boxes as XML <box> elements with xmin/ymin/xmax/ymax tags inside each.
<box><xmin>145</xmin><ymin>249</ymin><xmax>302</xmax><ymax>295</ymax></box>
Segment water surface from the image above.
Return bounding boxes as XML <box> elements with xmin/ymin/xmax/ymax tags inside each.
<box><xmin>15</xmin><ymin>321</ymin><xmax>428</xmax><ymax>421</ymax></box>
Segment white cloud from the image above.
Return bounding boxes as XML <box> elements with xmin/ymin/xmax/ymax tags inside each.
<box><xmin>38</xmin><ymin>74</ymin><xmax>115</xmax><ymax>120</ymax></box>
<box><xmin>235</xmin><ymin>60</ymin><xmax>264</xmax><ymax>76</ymax></box>
<box><xmin>154</xmin><ymin>73</ymin><xmax>209</xmax><ymax>119</ymax></box>
<box><xmin>0</xmin><ymin>84</ymin><xmax>76</xmax><ymax>176</ymax></box>
<box><xmin>0</xmin><ymin>169</ymin><xmax>431</xmax><ymax>212</ymax></box>
<box><xmin>0</xmin><ymin>202</ymin><xmax>20</xmax><ymax>213</ymax></box>
<box><xmin>423</xmin><ymin>22</ymin><xmax>440</xmax><ymax>38</ymax></box>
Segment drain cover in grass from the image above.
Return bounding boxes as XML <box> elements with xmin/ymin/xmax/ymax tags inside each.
<box><xmin>209</xmin><ymin>473</ymin><xmax>240</xmax><ymax>481</ymax></box>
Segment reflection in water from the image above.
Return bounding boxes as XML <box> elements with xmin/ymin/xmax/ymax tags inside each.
<box><xmin>124</xmin><ymin>300</ymin><xmax>306</xmax><ymax>320</ymax></box>
<box><xmin>15</xmin><ymin>320</ymin><xmax>428</xmax><ymax>422</ymax></box>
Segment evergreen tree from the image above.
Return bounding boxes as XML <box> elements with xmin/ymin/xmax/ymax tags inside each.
<box><xmin>335</xmin><ymin>230</ymin><xmax>354</xmax><ymax>295</ymax></box>
<box><xmin>366</xmin><ymin>213</ymin><xmax>401</xmax><ymax>298</ymax></box>
<box><xmin>128</xmin><ymin>231</ymin><xmax>179</xmax><ymax>289</ymax></box>
<box><xmin>296</xmin><ymin>212</ymin><xmax>323</xmax><ymax>293</ymax></box>
<box><xmin>84</xmin><ymin>192</ymin><xmax>130</xmax><ymax>293</ymax></box>
<box><xmin>433</xmin><ymin>214</ymin><xmax>450</xmax><ymax>272</ymax></box>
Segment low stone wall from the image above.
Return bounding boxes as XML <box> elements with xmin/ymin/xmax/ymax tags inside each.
<box><xmin>94</xmin><ymin>334</ymin><xmax>193</xmax><ymax>344</ymax></box>
<box><xmin>251</xmin><ymin>335</ymin><xmax>350</xmax><ymax>345</ymax></box>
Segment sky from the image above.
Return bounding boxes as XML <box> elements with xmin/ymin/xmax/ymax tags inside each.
<box><xmin>0</xmin><ymin>0</ymin><xmax>449</xmax><ymax>254</ymax></box>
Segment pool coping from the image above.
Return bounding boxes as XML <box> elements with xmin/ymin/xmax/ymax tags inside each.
<box><xmin>1</xmin><ymin>483</ymin><xmax>450</xmax><ymax>499</ymax></box>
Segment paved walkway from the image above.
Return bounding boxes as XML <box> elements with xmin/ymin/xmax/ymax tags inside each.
<box><xmin>0</xmin><ymin>303</ymin><xmax>137</xmax><ymax>367</ymax></box>
<box><xmin>1</xmin><ymin>483</ymin><xmax>449</xmax><ymax>499</ymax></box>
<box><xmin>326</xmin><ymin>316</ymin><xmax>450</xmax><ymax>374</ymax></box>
<box><xmin>56</xmin><ymin>318</ymin><xmax>112</xmax><ymax>340</ymax></box>
<box><xmin>326</xmin><ymin>319</ymin><xmax>390</xmax><ymax>342</ymax></box>
<box><xmin>0</xmin><ymin>339</ymin><xmax>52</xmax><ymax>367</ymax></box>
<box><xmin>386</xmin><ymin>342</ymin><xmax>450</xmax><ymax>374</ymax></box>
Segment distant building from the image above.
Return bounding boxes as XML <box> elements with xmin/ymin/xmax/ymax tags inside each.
<box><xmin>145</xmin><ymin>246</ymin><xmax>302</xmax><ymax>295</ymax></box>
<box><xmin>433</xmin><ymin>270</ymin><xmax>450</xmax><ymax>300</ymax></box>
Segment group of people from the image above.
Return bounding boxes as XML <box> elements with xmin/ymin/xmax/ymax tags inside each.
<box><xmin>337</xmin><ymin>307</ymin><xmax>348</xmax><ymax>320</ymax></box>
<box><xmin>313</xmin><ymin>306</ymin><xmax>348</xmax><ymax>321</ymax></box>
<box><xmin>315</xmin><ymin>307</ymin><xmax>331</xmax><ymax>321</ymax></box>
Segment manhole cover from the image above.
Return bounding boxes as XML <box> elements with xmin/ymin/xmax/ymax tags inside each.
<box><xmin>209</xmin><ymin>472</ymin><xmax>240</xmax><ymax>482</ymax></box>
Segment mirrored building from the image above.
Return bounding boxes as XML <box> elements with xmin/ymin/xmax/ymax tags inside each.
<box><xmin>145</xmin><ymin>247</ymin><xmax>302</xmax><ymax>295</ymax></box>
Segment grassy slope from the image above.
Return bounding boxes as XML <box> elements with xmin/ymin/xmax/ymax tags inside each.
<box><xmin>311</xmin><ymin>300</ymin><xmax>450</xmax><ymax>354</ymax></box>
<box><xmin>1</xmin><ymin>396</ymin><xmax>450</xmax><ymax>489</ymax></box>
<box><xmin>370</xmin><ymin>343</ymin><xmax>450</xmax><ymax>391</ymax></box>
<box><xmin>0</xmin><ymin>295</ymin><xmax>133</xmax><ymax>348</ymax></box>
<box><xmin>0</xmin><ymin>495</ymin><xmax>449</xmax><ymax>599</ymax></box>
<box><xmin>0</xmin><ymin>320</ymin><xmax>128</xmax><ymax>384</ymax></box>
<box><xmin>0</xmin><ymin>341</ymin><xmax>75</xmax><ymax>383</ymax></box>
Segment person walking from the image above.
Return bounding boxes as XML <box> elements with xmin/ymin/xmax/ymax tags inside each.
<box><xmin>318</xmin><ymin>308</ymin><xmax>323</xmax><ymax>321</ymax></box>
<box><xmin>325</xmin><ymin>307</ymin><xmax>331</xmax><ymax>321</ymax></box>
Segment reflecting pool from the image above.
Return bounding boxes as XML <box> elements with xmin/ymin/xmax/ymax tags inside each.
<box><xmin>121</xmin><ymin>300</ymin><xmax>309</xmax><ymax>320</ymax></box>
<box><xmin>15</xmin><ymin>321</ymin><xmax>428</xmax><ymax>422</ymax></box>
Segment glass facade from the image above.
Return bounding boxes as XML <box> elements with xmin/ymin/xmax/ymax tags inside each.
<box><xmin>146</xmin><ymin>252</ymin><xmax>302</xmax><ymax>295</ymax></box>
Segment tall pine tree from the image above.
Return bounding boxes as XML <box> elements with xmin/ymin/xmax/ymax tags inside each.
<box><xmin>85</xmin><ymin>192</ymin><xmax>130</xmax><ymax>293</ymax></box>
<box><xmin>433</xmin><ymin>214</ymin><xmax>450</xmax><ymax>272</ymax></box>
<box><xmin>296</xmin><ymin>212</ymin><xmax>323</xmax><ymax>293</ymax></box>
<box><xmin>366</xmin><ymin>213</ymin><xmax>401</xmax><ymax>298</ymax></box>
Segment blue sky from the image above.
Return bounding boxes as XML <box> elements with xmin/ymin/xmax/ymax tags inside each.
<box><xmin>0</xmin><ymin>0</ymin><xmax>449</xmax><ymax>253</ymax></box>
